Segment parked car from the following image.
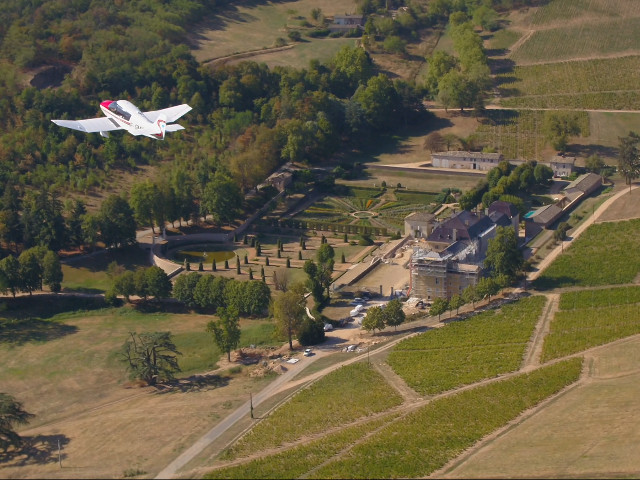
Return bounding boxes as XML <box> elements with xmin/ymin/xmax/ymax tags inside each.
<box><xmin>303</xmin><ymin>348</ymin><xmax>313</xmax><ymax>356</ymax></box>
<box><xmin>350</xmin><ymin>304</ymin><xmax>365</xmax><ymax>317</ymax></box>
<box><xmin>323</xmin><ymin>323</ymin><xmax>334</xmax><ymax>331</ymax></box>
<box><xmin>352</xmin><ymin>297</ymin><xmax>366</xmax><ymax>304</ymax></box>
<box><xmin>346</xmin><ymin>345</ymin><xmax>357</xmax><ymax>352</ymax></box>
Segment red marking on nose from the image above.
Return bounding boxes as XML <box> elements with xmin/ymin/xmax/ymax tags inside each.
<box><xmin>100</xmin><ymin>100</ymin><xmax>113</xmax><ymax>109</ymax></box>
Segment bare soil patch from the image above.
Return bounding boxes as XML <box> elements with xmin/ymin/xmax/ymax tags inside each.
<box><xmin>595</xmin><ymin>185</ymin><xmax>640</xmax><ymax>223</ymax></box>
<box><xmin>439</xmin><ymin>336</ymin><xmax>640</xmax><ymax>479</ymax></box>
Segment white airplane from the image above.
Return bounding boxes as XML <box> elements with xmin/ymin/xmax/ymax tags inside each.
<box><xmin>51</xmin><ymin>100</ymin><xmax>192</xmax><ymax>140</ymax></box>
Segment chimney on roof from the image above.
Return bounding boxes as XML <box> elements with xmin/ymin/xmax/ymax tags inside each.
<box><xmin>453</xmin><ymin>228</ymin><xmax>457</xmax><ymax>241</ymax></box>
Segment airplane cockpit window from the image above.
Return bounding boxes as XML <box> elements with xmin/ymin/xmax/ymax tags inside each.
<box><xmin>108</xmin><ymin>102</ymin><xmax>132</xmax><ymax>122</ymax></box>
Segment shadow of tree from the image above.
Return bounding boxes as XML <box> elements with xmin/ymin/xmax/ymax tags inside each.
<box><xmin>531</xmin><ymin>275</ymin><xmax>577</xmax><ymax>291</ymax></box>
<box><xmin>156</xmin><ymin>373</ymin><xmax>231</xmax><ymax>394</ymax></box>
<box><xmin>1</xmin><ymin>295</ymin><xmax>107</xmax><ymax>321</ymax></box>
<box><xmin>567</xmin><ymin>144</ymin><xmax>619</xmax><ymax>160</ymax></box>
<box><xmin>0</xmin><ymin>434</ymin><xmax>70</xmax><ymax>466</ymax></box>
<box><xmin>0</xmin><ymin>317</ymin><xmax>78</xmax><ymax>345</ymax></box>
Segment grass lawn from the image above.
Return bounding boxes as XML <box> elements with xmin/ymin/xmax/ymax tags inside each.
<box><xmin>0</xmin><ymin>307</ymin><xmax>276</xmax><ymax>427</ymax></box>
<box><xmin>61</xmin><ymin>246</ymin><xmax>152</xmax><ymax>293</ymax></box>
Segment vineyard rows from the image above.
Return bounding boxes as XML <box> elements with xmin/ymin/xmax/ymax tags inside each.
<box><xmin>527</xmin><ymin>0</ymin><xmax>640</xmax><ymax>27</ymax></box>
<box><xmin>498</xmin><ymin>56</ymin><xmax>640</xmax><ymax>110</ymax></box>
<box><xmin>559</xmin><ymin>285</ymin><xmax>640</xmax><ymax>310</ymax></box>
<box><xmin>205</xmin><ymin>413</ymin><xmax>400</xmax><ymax>479</ymax></box>
<box><xmin>534</xmin><ymin>219</ymin><xmax>640</xmax><ymax>290</ymax></box>
<box><xmin>542</xmin><ymin>302</ymin><xmax>640</xmax><ymax>362</ymax></box>
<box><xmin>219</xmin><ymin>362</ymin><xmax>403</xmax><ymax>461</ymax></box>
<box><xmin>511</xmin><ymin>17</ymin><xmax>640</xmax><ymax>64</ymax></box>
<box><xmin>475</xmin><ymin>110</ymin><xmax>588</xmax><ymax>161</ymax></box>
<box><xmin>207</xmin><ymin>359</ymin><xmax>582</xmax><ymax>479</ymax></box>
<box><xmin>387</xmin><ymin>296</ymin><xmax>546</xmax><ymax>395</ymax></box>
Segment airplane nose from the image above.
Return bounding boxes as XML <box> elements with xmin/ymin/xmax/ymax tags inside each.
<box><xmin>100</xmin><ymin>100</ymin><xmax>113</xmax><ymax>109</ymax></box>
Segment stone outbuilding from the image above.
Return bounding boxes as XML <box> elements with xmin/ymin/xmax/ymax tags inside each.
<box><xmin>549</xmin><ymin>155</ymin><xmax>576</xmax><ymax>177</ymax></box>
<box><xmin>404</xmin><ymin>211</ymin><xmax>436</xmax><ymax>238</ymax></box>
<box><xmin>431</xmin><ymin>151</ymin><xmax>504</xmax><ymax>171</ymax></box>
<box><xmin>563</xmin><ymin>172</ymin><xmax>602</xmax><ymax>201</ymax></box>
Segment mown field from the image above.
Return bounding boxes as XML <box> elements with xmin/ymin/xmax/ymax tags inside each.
<box><xmin>0</xmin><ymin>306</ymin><xmax>279</xmax><ymax>426</ymax></box>
<box><xmin>188</xmin><ymin>0</ymin><xmax>359</xmax><ymax>63</ymax></box>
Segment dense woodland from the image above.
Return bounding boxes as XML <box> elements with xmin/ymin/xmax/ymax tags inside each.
<box><xmin>0</xmin><ymin>0</ymin><xmax>540</xmax><ymax>260</ymax></box>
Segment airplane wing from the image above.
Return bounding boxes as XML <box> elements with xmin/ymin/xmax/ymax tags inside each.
<box><xmin>51</xmin><ymin>117</ymin><xmax>122</xmax><ymax>133</ymax></box>
<box><xmin>144</xmin><ymin>104</ymin><xmax>192</xmax><ymax>124</ymax></box>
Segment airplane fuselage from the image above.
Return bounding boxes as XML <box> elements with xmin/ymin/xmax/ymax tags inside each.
<box><xmin>51</xmin><ymin>100</ymin><xmax>191</xmax><ymax>139</ymax></box>
<box><xmin>100</xmin><ymin>100</ymin><xmax>166</xmax><ymax>139</ymax></box>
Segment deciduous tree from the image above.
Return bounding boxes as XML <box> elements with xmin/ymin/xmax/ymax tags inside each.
<box><xmin>207</xmin><ymin>306</ymin><xmax>241</xmax><ymax>362</ymax></box>
<box><xmin>384</xmin><ymin>298</ymin><xmax>405</xmax><ymax>331</ymax></box>
<box><xmin>362</xmin><ymin>305</ymin><xmax>386</xmax><ymax>334</ymax></box>
<box><xmin>271</xmin><ymin>284</ymin><xmax>306</xmax><ymax>350</ymax></box>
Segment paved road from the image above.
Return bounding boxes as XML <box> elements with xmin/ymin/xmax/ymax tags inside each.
<box><xmin>153</xmin><ymin>356</ymin><xmax>318</xmax><ymax>479</ymax></box>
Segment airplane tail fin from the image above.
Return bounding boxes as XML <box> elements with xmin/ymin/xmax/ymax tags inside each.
<box><xmin>149</xmin><ymin>114</ymin><xmax>167</xmax><ymax>140</ymax></box>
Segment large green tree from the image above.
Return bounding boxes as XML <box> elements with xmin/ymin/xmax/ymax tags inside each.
<box><xmin>484</xmin><ymin>226</ymin><xmax>523</xmax><ymax>282</ymax></box>
<box><xmin>202</xmin><ymin>171</ymin><xmax>243</xmax><ymax>225</ymax></box>
<box><xmin>172</xmin><ymin>272</ymin><xmax>201</xmax><ymax>308</ymax></box>
<box><xmin>207</xmin><ymin>306</ymin><xmax>242</xmax><ymax>362</ymax></box>
<box><xmin>384</xmin><ymin>298</ymin><xmax>405</xmax><ymax>331</ymax></box>
<box><xmin>98</xmin><ymin>195</ymin><xmax>137</xmax><ymax>249</ymax></box>
<box><xmin>362</xmin><ymin>305</ymin><xmax>386</xmax><ymax>334</ymax></box>
<box><xmin>121</xmin><ymin>331</ymin><xmax>182</xmax><ymax>386</ymax></box>
<box><xmin>271</xmin><ymin>284</ymin><xmax>306</xmax><ymax>350</ymax></box>
<box><xmin>618</xmin><ymin>131</ymin><xmax>640</xmax><ymax>191</ymax></box>
<box><xmin>429</xmin><ymin>297</ymin><xmax>449</xmax><ymax>320</ymax></box>
<box><xmin>42</xmin><ymin>250</ymin><xmax>63</xmax><ymax>293</ymax></box>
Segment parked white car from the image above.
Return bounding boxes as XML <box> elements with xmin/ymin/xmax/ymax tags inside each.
<box><xmin>323</xmin><ymin>323</ymin><xmax>334</xmax><ymax>331</ymax></box>
<box><xmin>350</xmin><ymin>304</ymin><xmax>365</xmax><ymax>317</ymax></box>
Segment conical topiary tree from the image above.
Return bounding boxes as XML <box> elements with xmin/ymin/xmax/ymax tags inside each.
<box><xmin>212</xmin><ymin>259</ymin><xmax>217</xmax><ymax>271</ymax></box>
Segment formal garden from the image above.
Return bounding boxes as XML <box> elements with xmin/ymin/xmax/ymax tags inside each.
<box><xmin>265</xmin><ymin>185</ymin><xmax>455</xmax><ymax>237</ymax></box>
